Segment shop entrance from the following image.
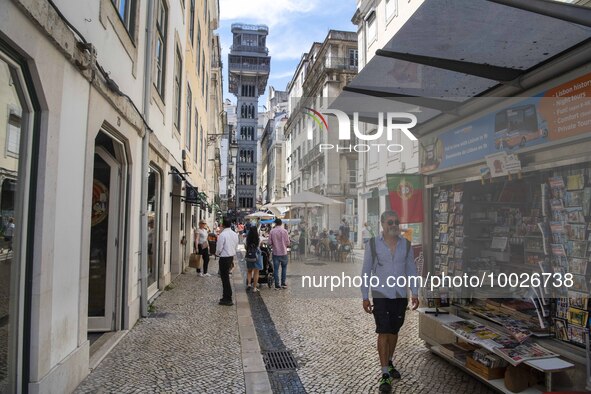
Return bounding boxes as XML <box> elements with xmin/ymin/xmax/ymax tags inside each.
<box><xmin>88</xmin><ymin>133</ymin><xmax>126</xmax><ymax>332</ymax></box>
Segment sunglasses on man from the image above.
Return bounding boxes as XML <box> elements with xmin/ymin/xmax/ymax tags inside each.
<box><xmin>384</xmin><ymin>219</ymin><xmax>400</xmax><ymax>226</ymax></box>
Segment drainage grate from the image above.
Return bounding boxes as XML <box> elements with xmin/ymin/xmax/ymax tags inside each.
<box><xmin>262</xmin><ymin>350</ymin><xmax>298</xmax><ymax>371</ymax></box>
<box><xmin>304</xmin><ymin>262</ymin><xmax>327</xmax><ymax>266</ymax></box>
<box><xmin>148</xmin><ymin>312</ymin><xmax>171</xmax><ymax>318</ymax></box>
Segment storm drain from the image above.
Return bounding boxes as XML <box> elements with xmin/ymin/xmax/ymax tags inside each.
<box><xmin>148</xmin><ymin>312</ymin><xmax>171</xmax><ymax>318</ymax></box>
<box><xmin>262</xmin><ymin>350</ymin><xmax>298</xmax><ymax>371</ymax></box>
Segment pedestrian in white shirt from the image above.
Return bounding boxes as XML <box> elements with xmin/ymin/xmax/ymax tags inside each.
<box><xmin>216</xmin><ymin>217</ymin><xmax>239</xmax><ymax>306</ymax></box>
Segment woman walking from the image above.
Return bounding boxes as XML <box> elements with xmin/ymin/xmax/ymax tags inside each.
<box><xmin>245</xmin><ymin>226</ymin><xmax>263</xmax><ymax>291</ymax></box>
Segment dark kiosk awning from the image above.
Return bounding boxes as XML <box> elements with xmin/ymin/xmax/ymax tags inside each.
<box><xmin>333</xmin><ymin>0</ymin><xmax>591</xmax><ymax>137</ymax></box>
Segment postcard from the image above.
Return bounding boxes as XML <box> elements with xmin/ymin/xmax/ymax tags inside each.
<box><xmin>554</xmin><ymin>319</ymin><xmax>568</xmax><ymax>341</ymax></box>
<box><xmin>448</xmin><ymin>245</ymin><xmax>455</xmax><ymax>257</ymax></box>
<box><xmin>551</xmin><ymin>244</ymin><xmax>566</xmax><ymax>257</ymax></box>
<box><xmin>566</xmin><ymin>174</ymin><xmax>585</xmax><ymax>190</ymax></box>
<box><xmin>568</xmin><ymin>325</ymin><xmax>587</xmax><ymax>345</ymax></box>
<box><xmin>549</xmin><ymin>176</ymin><xmax>565</xmax><ymax>189</ymax></box>
<box><xmin>569</xmin><ymin>258</ymin><xmax>588</xmax><ymax>275</ymax></box>
<box><xmin>569</xmin><ymin>240</ymin><xmax>588</xmax><ymax>258</ymax></box>
<box><xmin>567</xmin><ymin>307</ymin><xmax>588</xmax><ymax>327</ymax></box>
<box><xmin>583</xmin><ymin>188</ymin><xmax>591</xmax><ymax>216</ymax></box>
<box><xmin>571</xmin><ymin>274</ymin><xmax>589</xmax><ymax>293</ymax></box>
<box><xmin>439</xmin><ymin>202</ymin><xmax>448</xmax><ymax>213</ymax></box>
<box><xmin>566</xmin><ymin>224</ymin><xmax>586</xmax><ymax>241</ymax></box>
<box><xmin>565</xmin><ymin>190</ymin><xmax>583</xmax><ymax>207</ymax></box>
<box><xmin>565</xmin><ymin>207</ymin><xmax>585</xmax><ymax>223</ymax></box>
<box><xmin>568</xmin><ymin>291</ymin><xmax>588</xmax><ymax>310</ymax></box>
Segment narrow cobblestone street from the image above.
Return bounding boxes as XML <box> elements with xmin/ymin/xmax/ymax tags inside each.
<box><xmin>75</xmin><ymin>248</ymin><xmax>494</xmax><ymax>393</ymax></box>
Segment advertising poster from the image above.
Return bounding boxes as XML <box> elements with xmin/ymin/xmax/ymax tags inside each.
<box><xmin>420</xmin><ymin>72</ymin><xmax>591</xmax><ymax>173</ymax></box>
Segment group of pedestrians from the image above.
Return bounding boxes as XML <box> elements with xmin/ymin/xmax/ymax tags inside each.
<box><xmin>194</xmin><ymin>209</ymin><xmax>420</xmax><ymax>393</ymax></box>
<box><xmin>204</xmin><ymin>216</ymin><xmax>291</xmax><ymax>306</ymax></box>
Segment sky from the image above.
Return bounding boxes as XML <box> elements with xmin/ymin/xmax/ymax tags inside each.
<box><xmin>218</xmin><ymin>0</ymin><xmax>357</xmax><ymax>104</ymax></box>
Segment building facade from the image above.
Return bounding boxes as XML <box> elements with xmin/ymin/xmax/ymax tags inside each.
<box><xmin>228</xmin><ymin>23</ymin><xmax>270</xmax><ymax>216</ymax></box>
<box><xmin>284</xmin><ymin>30</ymin><xmax>358</xmax><ymax>232</ymax></box>
<box><xmin>0</xmin><ymin>0</ymin><xmax>222</xmax><ymax>392</ymax></box>
<box><xmin>351</xmin><ymin>0</ymin><xmax>421</xmax><ymax>246</ymax></box>
<box><xmin>260</xmin><ymin>87</ymin><xmax>289</xmax><ymax>205</ymax></box>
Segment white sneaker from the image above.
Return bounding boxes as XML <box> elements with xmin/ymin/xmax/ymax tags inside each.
<box><xmin>252</xmin><ymin>287</ymin><xmax>260</xmax><ymax>292</ymax></box>
<box><xmin>199</xmin><ymin>273</ymin><xmax>204</xmax><ymax>277</ymax></box>
<box><xmin>204</xmin><ymin>273</ymin><xmax>211</xmax><ymax>277</ymax></box>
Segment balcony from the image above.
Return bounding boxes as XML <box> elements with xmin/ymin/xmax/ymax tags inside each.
<box><xmin>325</xmin><ymin>56</ymin><xmax>358</xmax><ymax>72</ymax></box>
<box><xmin>300</xmin><ymin>143</ymin><xmax>323</xmax><ymax>169</ymax></box>
<box><xmin>228</xmin><ymin>62</ymin><xmax>270</xmax><ymax>73</ymax></box>
<box><xmin>230</xmin><ymin>45</ymin><xmax>269</xmax><ymax>55</ymax></box>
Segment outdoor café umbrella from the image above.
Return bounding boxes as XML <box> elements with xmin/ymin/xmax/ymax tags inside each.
<box><xmin>272</xmin><ymin>191</ymin><xmax>343</xmax><ymax>257</ymax></box>
<box><xmin>245</xmin><ymin>211</ymin><xmax>275</xmax><ymax>219</ymax></box>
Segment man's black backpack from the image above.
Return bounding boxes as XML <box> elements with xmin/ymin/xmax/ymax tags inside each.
<box><xmin>369</xmin><ymin>237</ymin><xmax>411</xmax><ymax>273</ymax></box>
<box><xmin>245</xmin><ymin>243</ymin><xmax>258</xmax><ymax>263</ymax></box>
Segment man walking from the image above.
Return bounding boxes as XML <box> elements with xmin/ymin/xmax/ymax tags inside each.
<box><xmin>268</xmin><ymin>218</ymin><xmax>290</xmax><ymax>289</ymax></box>
<box><xmin>361</xmin><ymin>210</ymin><xmax>419</xmax><ymax>393</ymax></box>
<box><xmin>195</xmin><ymin>220</ymin><xmax>211</xmax><ymax>276</ymax></box>
<box><xmin>216</xmin><ymin>217</ymin><xmax>239</xmax><ymax>306</ymax></box>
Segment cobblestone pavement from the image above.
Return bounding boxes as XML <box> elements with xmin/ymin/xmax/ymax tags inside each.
<box><xmin>75</xmin><ymin>248</ymin><xmax>495</xmax><ymax>393</ymax></box>
<box><xmin>258</xmin><ymin>252</ymin><xmax>495</xmax><ymax>394</ymax></box>
<box><xmin>75</xmin><ymin>258</ymin><xmax>246</xmax><ymax>394</ymax></box>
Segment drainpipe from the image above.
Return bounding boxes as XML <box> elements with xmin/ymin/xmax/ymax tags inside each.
<box><xmin>140</xmin><ymin>0</ymin><xmax>155</xmax><ymax>318</ymax></box>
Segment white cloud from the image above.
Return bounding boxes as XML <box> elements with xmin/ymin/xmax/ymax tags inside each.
<box><xmin>270</xmin><ymin>70</ymin><xmax>300</xmax><ymax>80</ymax></box>
<box><xmin>220</xmin><ymin>0</ymin><xmax>317</xmax><ymax>27</ymax></box>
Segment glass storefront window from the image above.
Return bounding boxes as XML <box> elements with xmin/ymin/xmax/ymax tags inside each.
<box><xmin>147</xmin><ymin>166</ymin><xmax>161</xmax><ymax>291</ymax></box>
<box><xmin>0</xmin><ymin>48</ymin><xmax>34</xmax><ymax>393</ymax></box>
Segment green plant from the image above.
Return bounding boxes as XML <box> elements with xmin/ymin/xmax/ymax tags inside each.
<box><xmin>164</xmin><ymin>284</ymin><xmax>175</xmax><ymax>291</ymax></box>
<box><xmin>148</xmin><ymin>303</ymin><xmax>157</xmax><ymax>313</ymax></box>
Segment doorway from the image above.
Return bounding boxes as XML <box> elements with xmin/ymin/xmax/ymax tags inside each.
<box><xmin>88</xmin><ymin>134</ymin><xmax>126</xmax><ymax>332</ymax></box>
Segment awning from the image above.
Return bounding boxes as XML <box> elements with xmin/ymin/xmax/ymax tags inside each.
<box><xmin>332</xmin><ymin>0</ymin><xmax>591</xmax><ymax>136</ymax></box>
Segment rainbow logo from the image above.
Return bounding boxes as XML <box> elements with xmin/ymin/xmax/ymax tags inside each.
<box><xmin>303</xmin><ymin>107</ymin><xmax>329</xmax><ymax>131</ymax></box>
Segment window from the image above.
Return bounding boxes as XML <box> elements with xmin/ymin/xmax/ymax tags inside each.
<box><xmin>6</xmin><ymin>112</ymin><xmax>21</xmax><ymax>157</ymax></box>
<box><xmin>348</xmin><ymin>49</ymin><xmax>358</xmax><ymax>68</ymax></box>
<box><xmin>111</xmin><ymin>0</ymin><xmax>137</xmax><ymax>35</ymax></box>
<box><xmin>198</xmin><ymin>107</ymin><xmax>199</xmax><ymax>163</ymax></box>
<box><xmin>200</xmin><ymin>125</ymin><xmax>205</xmax><ymax>172</ymax></box>
<box><xmin>154</xmin><ymin>0</ymin><xmax>168</xmax><ymax>97</ymax></box>
<box><xmin>241</xmin><ymin>84</ymin><xmax>255</xmax><ymax>97</ymax></box>
<box><xmin>186</xmin><ymin>84</ymin><xmax>192</xmax><ymax>148</ymax></box>
<box><xmin>201</xmin><ymin>51</ymin><xmax>205</xmax><ymax>96</ymax></box>
<box><xmin>242</xmin><ymin>33</ymin><xmax>257</xmax><ymax>46</ymax></box>
<box><xmin>366</xmin><ymin>11</ymin><xmax>376</xmax><ymax>44</ymax></box>
<box><xmin>385</xmin><ymin>0</ymin><xmax>398</xmax><ymax>21</ymax></box>
<box><xmin>173</xmin><ymin>47</ymin><xmax>182</xmax><ymax>130</ymax></box>
<box><xmin>189</xmin><ymin>0</ymin><xmax>195</xmax><ymax>46</ymax></box>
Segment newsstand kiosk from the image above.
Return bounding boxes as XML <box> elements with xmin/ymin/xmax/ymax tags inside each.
<box><xmin>418</xmin><ymin>66</ymin><xmax>591</xmax><ymax>392</ymax></box>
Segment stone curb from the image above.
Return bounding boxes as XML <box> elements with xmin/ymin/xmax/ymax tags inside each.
<box><xmin>232</xmin><ymin>252</ymin><xmax>272</xmax><ymax>394</ymax></box>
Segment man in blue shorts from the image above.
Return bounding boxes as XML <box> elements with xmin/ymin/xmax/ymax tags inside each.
<box><xmin>361</xmin><ymin>210</ymin><xmax>419</xmax><ymax>393</ymax></box>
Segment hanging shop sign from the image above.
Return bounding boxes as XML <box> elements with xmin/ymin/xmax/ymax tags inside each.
<box><xmin>420</xmin><ymin>72</ymin><xmax>591</xmax><ymax>174</ymax></box>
